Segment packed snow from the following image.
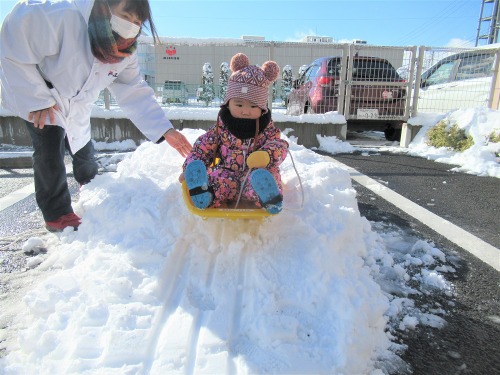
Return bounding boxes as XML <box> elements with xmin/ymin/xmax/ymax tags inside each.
<box><xmin>404</xmin><ymin>109</ymin><xmax>500</xmax><ymax>178</ymax></box>
<box><xmin>0</xmin><ymin>105</ymin><xmax>498</xmax><ymax>373</ymax></box>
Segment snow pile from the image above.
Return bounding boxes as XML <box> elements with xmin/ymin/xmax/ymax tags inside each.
<box><xmin>0</xmin><ymin>131</ymin><xmax>454</xmax><ymax>374</ymax></box>
<box><xmin>316</xmin><ymin>107</ymin><xmax>500</xmax><ymax>179</ymax></box>
<box><xmin>406</xmin><ymin>108</ymin><xmax>500</xmax><ymax>178</ymax></box>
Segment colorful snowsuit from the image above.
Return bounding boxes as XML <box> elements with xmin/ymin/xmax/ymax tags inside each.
<box><xmin>183</xmin><ymin>115</ymin><xmax>288</xmax><ymax>208</ymax></box>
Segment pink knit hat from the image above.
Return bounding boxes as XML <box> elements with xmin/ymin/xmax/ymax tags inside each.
<box><xmin>223</xmin><ymin>53</ymin><xmax>280</xmax><ymax>113</ymax></box>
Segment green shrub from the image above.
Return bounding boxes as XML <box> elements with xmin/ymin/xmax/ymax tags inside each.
<box><xmin>487</xmin><ymin>131</ymin><xmax>500</xmax><ymax>157</ymax></box>
<box><xmin>426</xmin><ymin>120</ymin><xmax>474</xmax><ymax>152</ymax></box>
<box><xmin>487</xmin><ymin>131</ymin><xmax>500</xmax><ymax>144</ymax></box>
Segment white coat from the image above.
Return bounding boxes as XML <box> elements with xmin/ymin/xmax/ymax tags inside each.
<box><xmin>0</xmin><ymin>0</ymin><xmax>172</xmax><ymax>153</ymax></box>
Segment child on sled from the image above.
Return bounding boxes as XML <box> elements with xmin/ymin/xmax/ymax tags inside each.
<box><xmin>180</xmin><ymin>53</ymin><xmax>289</xmax><ymax>214</ymax></box>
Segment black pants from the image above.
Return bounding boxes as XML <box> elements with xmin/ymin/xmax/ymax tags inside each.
<box><xmin>25</xmin><ymin>122</ymin><xmax>98</xmax><ymax>221</ymax></box>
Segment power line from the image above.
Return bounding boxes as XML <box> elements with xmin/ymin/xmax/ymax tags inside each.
<box><xmin>393</xmin><ymin>0</ymin><xmax>472</xmax><ymax>46</ymax></box>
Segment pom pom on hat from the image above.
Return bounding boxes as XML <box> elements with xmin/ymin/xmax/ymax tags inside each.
<box><xmin>223</xmin><ymin>53</ymin><xmax>280</xmax><ymax>112</ymax></box>
<box><xmin>230</xmin><ymin>53</ymin><xmax>250</xmax><ymax>72</ymax></box>
<box><xmin>261</xmin><ymin>61</ymin><xmax>279</xmax><ymax>83</ymax></box>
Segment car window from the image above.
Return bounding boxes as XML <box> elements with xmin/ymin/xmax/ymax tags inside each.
<box><xmin>295</xmin><ymin>67</ymin><xmax>309</xmax><ymax>85</ymax></box>
<box><xmin>425</xmin><ymin>61</ymin><xmax>456</xmax><ymax>86</ymax></box>
<box><xmin>455</xmin><ymin>53</ymin><xmax>495</xmax><ymax>81</ymax></box>
<box><xmin>326</xmin><ymin>59</ymin><xmax>341</xmax><ymax>76</ymax></box>
<box><xmin>305</xmin><ymin>64</ymin><xmax>321</xmax><ymax>82</ymax></box>
<box><xmin>351</xmin><ymin>60</ymin><xmax>401</xmax><ymax>81</ymax></box>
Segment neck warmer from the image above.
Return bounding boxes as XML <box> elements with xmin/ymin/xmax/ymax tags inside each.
<box><xmin>219</xmin><ymin>106</ymin><xmax>271</xmax><ymax>140</ymax></box>
<box><xmin>88</xmin><ymin>0</ymin><xmax>138</xmax><ymax>64</ymax></box>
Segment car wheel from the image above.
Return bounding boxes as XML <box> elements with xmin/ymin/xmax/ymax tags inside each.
<box><xmin>384</xmin><ymin>125</ymin><xmax>402</xmax><ymax>141</ymax></box>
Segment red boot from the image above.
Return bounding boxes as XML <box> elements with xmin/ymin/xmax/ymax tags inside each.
<box><xmin>45</xmin><ymin>213</ymin><xmax>81</xmax><ymax>232</ymax></box>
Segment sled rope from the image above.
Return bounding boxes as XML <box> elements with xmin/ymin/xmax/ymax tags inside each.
<box><xmin>234</xmin><ymin>150</ymin><xmax>304</xmax><ymax>212</ymax></box>
<box><xmin>217</xmin><ymin>116</ymin><xmax>305</xmax><ymax>212</ymax></box>
<box><xmin>249</xmin><ymin>138</ymin><xmax>305</xmax><ymax>212</ymax></box>
<box><xmin>234</xmin><ymin>118</ymin><xmax>260</xmax><ymax>209</ymax></box>
<box><xmin>234</xmin><ymin>168</ymin><xmax>252</xmax><ymax>209</ymax></box>
<box><xmin>286</xmin><ymin>150</ymin><xmax>305</xmax><ymax>212</ymax></box>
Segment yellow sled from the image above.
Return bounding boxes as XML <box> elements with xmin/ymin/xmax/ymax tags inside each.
<box><xmin>181</xmin><ymin>180</ymin><xmax>271</xmax><ymax>220</ymax></box>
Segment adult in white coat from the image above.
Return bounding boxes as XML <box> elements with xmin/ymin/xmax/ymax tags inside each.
<box><xmin>0</xmin><ymin>0</ymin><xmax>192</xmax><ymax>231</ymax></box>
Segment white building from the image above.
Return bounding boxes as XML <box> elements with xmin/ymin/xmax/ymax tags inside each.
<box><xmin>302</xmin><ymin>35</ymin><xmax>334</xmax><ymax>43</ymax></box>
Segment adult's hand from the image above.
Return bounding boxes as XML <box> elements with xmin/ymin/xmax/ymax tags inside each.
<box><xmin>28</xmin><ymin>104</ymin><xmax>59</xmax><ymax>129</ymax></box>
<box><xmin>164</xmin><ymin>128</ymin><xmax>192</xmax><ymax>157</ymax></box>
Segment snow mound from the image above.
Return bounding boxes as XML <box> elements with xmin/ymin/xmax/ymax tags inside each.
<box><xmin>2</xmin><ymin>131</ymin><xmax>406</xmax><ymax>374</ymax></box>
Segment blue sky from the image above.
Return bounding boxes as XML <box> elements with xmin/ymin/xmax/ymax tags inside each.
<box><xmin>0</xmin><ymin>0</ymin><xmax>491</xmax><ymax>47</ymax></box>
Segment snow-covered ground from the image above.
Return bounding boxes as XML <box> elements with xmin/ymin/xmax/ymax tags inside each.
<box><xmin>0</xmin><ymin>106</ymin><xmax>498</xmax><ymax>374</ymax></box>
<box><xmin>316</xmin><ymin>107</ymin><xmax>499</xmax><ymax>179</ymax></box>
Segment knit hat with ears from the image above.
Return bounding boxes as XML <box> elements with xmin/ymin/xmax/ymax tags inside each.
<box><xmin>223</xmin><ymin>53</ymin><xmax>280</xmax><ymax>113</ymax></box>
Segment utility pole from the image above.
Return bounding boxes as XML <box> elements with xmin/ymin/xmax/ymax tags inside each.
<box><xmin>475</xmin><ymin>0</ymin><xmax>500</xmax><ymax>46</ymax></box>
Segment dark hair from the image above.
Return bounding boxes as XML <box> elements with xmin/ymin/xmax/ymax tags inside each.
<box><xmin>106</xmin><ymin>0</ymin><xmax>160</xmax><ymax>44</ymax></box>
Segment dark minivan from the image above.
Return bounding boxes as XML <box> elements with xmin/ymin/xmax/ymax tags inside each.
<box><xmin>286</xmin><ymin>56</ymin><xmax>407</xmax><ymax>118</ymax></box>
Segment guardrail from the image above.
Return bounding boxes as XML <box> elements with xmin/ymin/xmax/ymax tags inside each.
<box><xmin>0</xmin><ymin>115</ymin><xmax>347</xmax><ymax>149</ymax></box>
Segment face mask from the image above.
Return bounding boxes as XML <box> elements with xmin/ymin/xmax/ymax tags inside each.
<box><xmin>109</xmin><ymin>13</ymin><xmax>141</xmax><ymax>39</ymax></box>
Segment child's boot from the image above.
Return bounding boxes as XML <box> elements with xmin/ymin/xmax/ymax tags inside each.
<box><xmin>250</xmin><ymin>169</ymin><xmax>282</xmax><ymax>214</ymax></box>
<box><xmin>185</xmin><ymin>160</ymin><xmax>213</xmax><ymax>209</ymax></box>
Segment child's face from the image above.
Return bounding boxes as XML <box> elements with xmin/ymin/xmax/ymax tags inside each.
<box><xmin>228</xmin><ymin>98</ymin><xmax>262</xmax><ymax>120</ymax></box>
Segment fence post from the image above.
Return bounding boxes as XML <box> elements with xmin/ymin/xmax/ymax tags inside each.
<box><xmin>104</xmin><ymin>88</ymin><xmax>111</xmax><ymax>110</ymax></box>
<box><xmin>338</xmin><ymin>44</ymin><xmax>350</xmax><ymax>117</ymax></box>
<box><xmin>488</xmin><ymin>49</ymin><xmax>500</xmax><ymax>110</ymax></box>
<box><xmin>268</xmin><ymin>42</ymin><xmax>275</xmax><ymax>109</ymax></box>
<box><xmin>404</xmin><ymin>46</ymin><xmax>418</xmax><ymax>119</ymax></box>
<box><xmin>411</xmin><ymin>46</ymin><xmax>427</xmax><ymax>116</ymax></box>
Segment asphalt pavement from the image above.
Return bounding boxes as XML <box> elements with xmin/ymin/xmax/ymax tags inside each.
<box><xmin>329</xmin><ymin>151</ymin><xmax>499</xmax><ymax>250</ymax></box>
<box><xmin>326</xmin><ymin>150</ymin><xmax>500</xmax><ymax>375</ymax></box>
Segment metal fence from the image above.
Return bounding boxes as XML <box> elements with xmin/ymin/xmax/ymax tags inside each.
<box><xmin>412</xmin><ymin>46</ymin><xmax>500</xmax><ymax>114</ymax></box>
<box><xmin>285</xmin><ymin>44</ymin><xmax>416</xmax><ymax>123</ymax></box>
<box><xmin>97</xmin><ymin>41</ymin><xmax>500</xmax><ymax>119</ymax></box>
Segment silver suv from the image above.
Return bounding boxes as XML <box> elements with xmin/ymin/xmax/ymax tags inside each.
<box><xmin>417</xmin><ymin>48</ymin><xmax>497</xmax><ymax>113</ymax></box>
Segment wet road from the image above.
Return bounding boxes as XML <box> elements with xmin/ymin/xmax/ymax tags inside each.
<box><xmin>324</xmin><ymin>149</ymin><xmax>500</xmax><ymax>375</ymax></box>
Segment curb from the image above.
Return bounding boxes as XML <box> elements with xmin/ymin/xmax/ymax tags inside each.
<box><xmin>0</xmin><ymin>157</ymin><xmax>33</xmax><ymax>169</ymax></box>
